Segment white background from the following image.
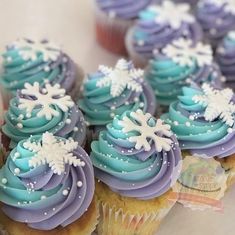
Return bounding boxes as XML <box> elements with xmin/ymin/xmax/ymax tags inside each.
<box><xmin>0</xmin><ymin>1</ymin><xmax>234</xmax><ymax>234</ymax></box>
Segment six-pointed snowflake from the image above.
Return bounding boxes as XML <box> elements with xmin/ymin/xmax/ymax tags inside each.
<box><xmin>96</xmin><ymin>59</ymin><xmax>144</xmax><ymax>97</ymax></box>
<box><xmin>18</xmin><ymin>82</ymin><xmax>74</xmax><ymax>120</ymax></box>
<box><xmin>12</xmin><ymin>39</ymin><xmax>61</xmax><ymax>62</ymax></box>
<box><xmin>27</xmin><ymin>132</ymin><xmax>82</xmax><ymax>175</ymax></box>
<box><xmin>162</xmin><ymin>38</ymin><xmax>213</xmax><ymax>67</ymax></box>
<box><xmin>192</xmin><ymin>84</ymin><xmax>235</xmax><ymax>126</ymax></box>
<box><xmin>149</xmin><ymin>1</ymin><xmax>195</xmax><ymax>29</ymax></box>
<box><xmin>119</xmin><ymin>109</ymin><xmax>173</xmax><ymax>152</ymax></box>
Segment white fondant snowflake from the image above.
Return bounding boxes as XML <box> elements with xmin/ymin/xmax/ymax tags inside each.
<box><xmin>149</xmin><ymin>1</ymin><xmax>195</xmax><ymax>29</ymax></box>
<box><xmin>162</xmin><ymin>38</ymin><xmax>213</xmax><ymax>67</ymax></box>
<box><xmin>12</xmin><ymin>39</ymin><xmax>61</xmax><ymax>62</ymax></box>
<box><xmin>192</xmin><ymin>84</ymin><xmax>235</xmax><ymax>126</ymax></box>
<box><xmin>203</xmin><ymin>0</ymin><xmax>235</xmax><ymax>15</ymax></box>
<box><xmin>119</xmin><ymin>109</ymin><xmax>173</xmax><ymax>152</ymax></box>
<box><xmin>96</xmin><ymin>59</ymin><xmax>144</xmax><ymax>97</ymax></box>
<box><xmin>27</xmin><ymin>132</ymin><xmax>82</xmax><ymax>175</ymax></box>
<box><xmin>18</xmin><ymin>82</ymin><xmax>74</xmax><ymax>120</ymax></box>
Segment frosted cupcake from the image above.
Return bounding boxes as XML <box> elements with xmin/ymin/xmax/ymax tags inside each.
<box><xmin>0</xmin><ymin>38</ymin><xmax>84</xmax><ymax>106</ymax></box>
<box><xmin>196</xmin><ymin>0</ymin><xmax>235</xmax><ymax>48</ymax></box>
<box><xmin>91</xmin><ymin>109</ymin><xmax>182</xmax><ymax>235</ymax></box>
<box><xmin>2</xmin><ymin>82</ymin><xmax>86</xmax><ymax>149</ymax></box>
<box><xmin>161</xmin><ymin>84</ymin><xmax>235</xmax><ymax>188</ymax></box>
<box><xmin>0</xmin><ymin>132</ymin><xmax>98</xmax><ymax>235</ymax></box>
<box><xmin>126</xmin><ymin>0</ymin><xmax>203</xmax><ymax>68</ymax></box>
<box><xmin>95</xmin><ymin>0</ymin><xmax>153</xmax><ymax>55</ymax></box>
<box><xmin>146</xmin><ymin>38</ymin><xmax>222</xmax><ymax>107</ymax></box>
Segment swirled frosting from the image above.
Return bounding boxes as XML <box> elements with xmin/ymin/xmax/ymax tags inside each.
<box><xmin>96</xmin><ymin>0</ymin><xmax>153</xmax><ymax>19</ymax></box>
<box><xmin>1</xmin><ymin>39</ymin><xmax>76</xmax><ymax>95</ymax></box>
<box><xmin>146</xmin><ymin>38</ymin><xmax>222</xmax><ymax>106</ymax></box>
<box><xmin>130</xmin><ymin>1</ymin><xmax>202</xmax><ymax>60</ymax></box>
<box><xmin>2</xmin><ymin>82</ymin><xmax>86</xmax><ymax>148</ymax></box>
<box><xmin>161</xmin><ymin>84</ymin><xmax>235</xmax><ymax>158</ymax></box>
<box><xmin>79</xmin><ymin>59</ymin><xmax>156</xmax><ymax>126</ymax></box>
<box><xmin>91</xmin><ymin>109</ymin><xmax>182</xmax><ymax>200</ymax></box>
<box><xmin>0</xmin><ymin>133</ymin><xmax>94</xmax><ymax>230</ymax></box>
<box><xmin>196</xmin><ymin>0</ymin><xmax>235</xmax><ymax>47</ymax></box>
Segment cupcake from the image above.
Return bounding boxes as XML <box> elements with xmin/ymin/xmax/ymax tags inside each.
<box><xmin>2</xmin><ymin>82</ymin><xmax>86</xmax><ymax>149</ymax></box>
<box><xmin>95</xmin><ymin>0</ymin><xmax>154</xmax><ymax>55</ymax></box>
<box><xmin>126</xmin><ymin>0</ymin><xmax>203</xmax><ymax>68</ymax></box>
<box><xmin>0</xmin><ymin>132</ymin><xmax>98</xmax><ymax>234</ymax></box>
<box><xmin>196</xmin><ymin>0</ymin><xmax>235</xmax><ymax>48</ymax></box>
<box><xmin>161</xmin><ymin>84</ymin><xmax>235</xmax><ymax>188</ymax></box>
<box><xmin>0</xmin><ymin>38</ymin><xmax>84</xmax><ymax>107</ymax></box>
<box><xmin>79</xmin><ymin>59</ymin><xmax>156</xmax><ymax>139</ymax></box>
<box><xmin>91</xmin><ymin>109</ymin><xmax>182</xmax><ymax>235</ymax></box>
<box><xmin>145</xmin><ymin>38</ymin><xmax>222</xmax><ymax>108</ymax></box>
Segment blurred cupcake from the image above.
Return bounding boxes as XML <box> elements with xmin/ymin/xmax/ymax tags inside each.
<box><xmin>126</xmin><ymin>0</ymin><xmax>203</xmax><ymax>68</ymax></box>
<box><xmin>91</xmin><ymin>109</ymin><xmax>182</xmax><ymax>235</ymax></box>
<box><xmin>145</xmin><ymin>38</ymin><xmax>222</xmax><ymax>108</ymax></box>
<box><xmin>0</xmin><ymin>38</ymin><xmax>84</xmax><ymax>107</ymax></box>
<box><xmin>79</xmin><ymin>59</ymin><xmax>156</xmax><ymax>139</ymax></box>
<box><xmin>95</xmin><ymin>0</ymin><xmax>154</xmax><ymax>55</ymax></box>
<box><xmin>2</xmin><ymin>82</ymin><xmax>86</xmax><ymax>149</ymax></box>
<box><xmin>161</xmin><ymin>84</ymin><xmax>235</xmax><ymax>189</ymax></box>
<box><xmin>196</xmin><ymin>0</ymin><xmax>235</xmax><ymax>48</ymax></box>
<box><xmin>0</xmin><ymin>132</ymin><xmax>98</xmax><ymax>235</ymax></box>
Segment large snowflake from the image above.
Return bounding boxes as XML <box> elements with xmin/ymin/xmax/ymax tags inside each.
<box><xmin>204</xmin><ymin>0</ymin><xmax>235</xmax><ymax>15</ymax></box>
<box><xmin>149</xmin><ymin>1</ymin><xmax>195</xmax><ymax>29</ymax></box>
<box><xmin>27</xmin><ymin>132</ymin><xmax>82</xmax><ymax>175</ymax></box>
<box><xmin>96</xmin><ymin>59</ymin><xmax>144</xmax><ymax>97</ymax></box>
<box><xmin>162</xmin><ymin>38</ymin><xmax>213</xmax><ymax>67</ymax></box>
<box><xmin>192</xmin><ymin>84</ymin><xmax>235</xmax><ymax>126</ymax></box>
<box><xmin>12</xmin><ymin>39</ymin><xmax>61</xmax><ymax>62</ymax></box>
<box><xmin>119</xmin><ymin>109</ymin><xmax>173</xmax><ymax>152</ymax></box>
<box><xmin>18</xmin><ymin>82</ymin><xmax>74</xmax><ymax>120</ymax></box>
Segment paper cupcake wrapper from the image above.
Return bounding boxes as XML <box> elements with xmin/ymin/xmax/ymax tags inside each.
<box><xmin>0</xmin><ymin>224</ymin><xmax>9</xmax><ymax>235</ymax></box>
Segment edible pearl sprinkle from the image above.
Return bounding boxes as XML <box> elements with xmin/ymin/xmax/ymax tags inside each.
<box><xmin>62</xmin><ymin>190</ymin><xmax>69</xmax><ymax>196</ymax></box>
<box><xmin>17</xmin><ymin>123</ymin><xmax>23</xmax><ymax>129</ymax></box>
<box><xmin>14</xmin><ymin>168</ymin><xmax>20</xmax><ymax>175</ymax></box>
<box><xmin>1</xmin><ymin>178</ymin><xmax>7</xmax><ymax>184</ymax></box>
<box><xmin>41</xmin><ymin>195</ymin><xmax>47</xmax><ymax>200</ymax></box>
<box><xmin>14</xmin><ymin>152</ymin><xmax>20</xmax><ymax>158</ymax></box>
<box><xmin>66</xmin><ymin>119</ymin><xmax>71</xmax><ymax>124</ymax></box>
<box><xmin>77</xmin><ymin>181</ymin><xmax>83</xmax><ymax>187</ymax></box>
<box><xmin>185</xmin><ymin>122</ymin><xmax>191</xmax><ymax>127</ymax></box>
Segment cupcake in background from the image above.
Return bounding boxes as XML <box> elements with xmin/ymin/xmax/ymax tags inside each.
<box><xmin>2</xmin><ymin>82</ymin><xmax>86</xmax><ymax>149</ymax></box>
<box><xmin>79</xmin><ymin>59</ymin><xmax>156</xmax><ymax>140</ymax></box>
<box><xmin>145</xmin><ymin>38</ymin><xmax>222</xmax><ymax>108</ymax></box>
<box><xmin>196</xmin><ymin>0</ymin><xmax>235</xmax><ymax>48</ymax></box>
<box><xmin>91</xmin><ymin>109</ymin><xmax>182</xmax><ymax>235</ymax></box>
<box><xmin>0</xmin><ymin>38</ymin><xmax>84</xmax><ymax>107</ymax></box>
<box><xmin>0</xmin><ymin>132</ymin><xmax>98</xmax><ymax>235</ymax></box>
<box><xmin>95</xmin><ymin>0</ymin><xmax>154</xmax><ymax>55</ymax></box>
<box><xmin>126</xmin><ymin>0</ymin><xmax>203</xmax><ymax>68</ymax></box>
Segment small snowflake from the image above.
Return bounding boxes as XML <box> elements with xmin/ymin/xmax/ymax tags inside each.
<box><xmin>119</xmin><ymin>109</ymin><xmax>173</xmax><ymax>152</ymax></box>
<box><xmin>27</xmin><ymin>132</ymin><xmax>82</xmax><ymax>175</ymax></box>
<box><xmin>18</xmin><ymin>82</ymin><xmax>74</xmax><ymax>120</ymax></box>
<box><xmin>192</xmin><ymin>84</ymin><xmax>235</xmax><ymax>126</ymax></box>
<box><xmin>96</xmin><ymin>59</ymin><xmax>144</xmax><ymax>97</ymax></box>
<box><xmin>162</xmin><ymin>38</ymin><xmax>213</xmax><ymax>67</ymax></box>
<box><xmin>12</xmin><ymin>39</ymin><xmax>61</xmax><ymax>62</ymax></box>
<box><xmin>149</xmin><ymin>1</ymin><xmax>195</xmax><ymax>29</ymax></box>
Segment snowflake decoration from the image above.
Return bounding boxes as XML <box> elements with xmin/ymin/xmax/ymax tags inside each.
<box><xmin>192</xmin><ymin>84</ymin><xmax>235</xmax><ymax>126</ymax></box>
<box><xmin>12</xmin><ymin>39</ymin><xmax>61</xmax><ymax>62</ymax></box>
<box><xmin>149</xmin><ymin>1</ymin><xmax>195</xmax><ymax>29</ymax></box>
<box><xmin>18</xmin><ymin>82</ymin><xmax>74</xmax><ymax>120</ymax></box>
<box><xmin>119</xmin><ymin>109</ymin><xmax>173</xmax><ymax>152</ymax></box>
<box><xmin>228</xmin><ymin>31</ymin><xmax>235</xmax><ymax>40</ymax></box>
<box><xmin>203</xmin><ymin>0</ymin><xmax>235</xmax><ymax>15</ymax></box>
<box><xmin>162</xmin><ymin>38</ymin><xmax>213</xmax><ymax>67</ymax></box>
<box><xmin>27</xmin><ymin>132</ymin><xmax>82</xmax><ymax>175</ymax></box>
<box><xmin>96</xmin><ymin>59</ymin><xmax>144</xmax><ymax>97</ymax></box>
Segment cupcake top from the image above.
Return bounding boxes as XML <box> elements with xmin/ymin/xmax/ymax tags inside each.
<box><xmin>196</xmin><ymin>0</ymin><xmax>235</xmax><ymax>47</ymax></box>
<box><xmin>1</xmin><ymin>39</ymin><xmax>77</xmax><ymax>95</ymax></box>
<box><xmin>146</xmin><ymin>38</ymin><xmax>222</xmax><ymax>106</ymax></box>
<box><xmin>79</xmin><ymin>59</ymin><xmax>156</xmax><ymax>126</ymax></box>
<box><xmin>0</xmin><ymin>132</ymin><xmax>94</xmax><ymax>230</ymax></box>
<box><xmin>130</xmin><ymin>1</ymin><xmax>202</xmax><ymax>59</ymax></box>
<box><xmin>161</xmin><ymin>84</ymin><xmax>235</xmax><ymax>158</ymax></box>
<box><xmin>96</xmin><ymin>0</ymin><xmax>153</xmax><ymax>19</ymax></box>
<box><xmin>91</xmin><ymin>109</ymin><xmax>182</xmax><ymax>200</ymax></box>
<box><xmin>2</xmin><ymin>82</ymin><xmax>86</xmax><ymax>148</ymax></box>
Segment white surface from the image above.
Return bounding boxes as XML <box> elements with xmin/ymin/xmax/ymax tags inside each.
<box><xmin>0</xmin><ymin>1</ymin><xmax>234</xmax><ymax>234</ymax></box>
